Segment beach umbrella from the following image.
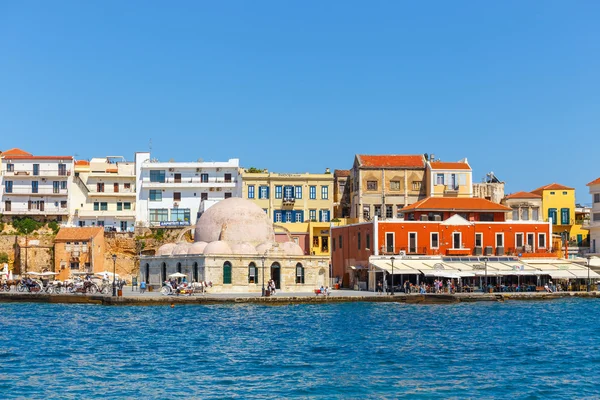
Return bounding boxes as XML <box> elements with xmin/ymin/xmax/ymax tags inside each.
<box><xmin>168</xmin><ymin>272</ymin><xmax>187</xmax><ymax>278</ymax></box>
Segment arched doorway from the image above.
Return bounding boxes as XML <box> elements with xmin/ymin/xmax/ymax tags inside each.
<box><xmin>193</xmin><ymin>262</ymin><xmax>199</xmax><ymax>282</ymax></box>
<box><xmin>176</xmin><ymin>262</ymin><xmax>182</xmax><ymax>283</ymax></box>
<box><xmin>161</xmin><ymin>262</ymin><xmax>167</xmax><ymax>283</ymax></box>
<box><xmin>223</xmin><ymin>261</ymin><xmax>232</xmax><ymax>284</ymax></box>
<box><xmin>271</xmin><ymin>262</ymin><xmax>281</xmax><ymax>289</ymax></box>
<box><xmin>144</xmin><ymin>263</ymin><xmax>150</xmax><ymax>284</ymax></box>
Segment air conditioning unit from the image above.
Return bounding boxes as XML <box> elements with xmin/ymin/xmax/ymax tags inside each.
<box><xmin>420</xmin><ymin>215</ymin><xmax>429</xmax><ymax>221</ymax></box>
<box><xmin>173</xmin><ymin>202</ymin><xmax>179</xmax><ymax>207</ymax></box>
<box><xmin>474</xmin><ymin>246</ymin><xmax>482</xmax><ymax>256</ymax></box>
<box><xmin>496</xmin><ymin>246</ymin><xmax>505</xmax><ymax>256</ymax></box>
<box><xmin>196</xmin><ymin>168</ymin><xmax>202</xmax><ymax>172</ymax></box>
<box><xmin>209</xmin><ymin>188</ymin><xmax>215</xmax><ymax>191</ymax></box>
<box><xmin>169</xmin><ymin>168</ymin><xmax>174</xmax><ymax>172</ymax></box>
<box><xmin>216</xmin><ymin>168</ymin><xmax>221</xmax><ymax>172</ymax></box>
<box><xmin>398</xmin><ymin>250</ymin><xmax>406</xmax><ymax>257</ymax></box>
<box><xmin>42</xmin><ymin>178</ymin><xmax>46</xmax><ymax>182</ymax></box>
<box><xmin>216</xmin><ymin>187</ymin><xmax>222</xmax><ymax>191</ymax></box>
<box><xmin>484</xmin><ymin>246</ymin><xmax>493</xmax><ymax>256</ymax></box>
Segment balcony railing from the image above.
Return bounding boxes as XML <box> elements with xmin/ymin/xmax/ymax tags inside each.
<box><xmin>3</xmin><ymin>170</ymin><xmax>71</xmax><ymax>177</ymax></box>
<box><xmin>0</xmin><ymin>206</ymin><xmax>69</xmax><ymax>215</ymax></box>
<box><xmin>142</xmin><ymin>177</ymin><xmax>237</xmax><ymax>185</ymax></box>
<box><xmin>3</xmin><ymin>187</ymin><xmax>68</xmax><ymax>195</ymax></box>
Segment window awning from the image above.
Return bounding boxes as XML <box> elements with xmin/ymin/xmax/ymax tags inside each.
<box><xmin>369</xmin><ymin>260</ymin><xmax>420</xmax><ymax>275</ymax></box>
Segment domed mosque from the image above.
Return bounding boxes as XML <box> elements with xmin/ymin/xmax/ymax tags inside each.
<box><xmin>141</xmin><ymin>198</ymin><xmax>330</xmax><ymax>292</ymax></box>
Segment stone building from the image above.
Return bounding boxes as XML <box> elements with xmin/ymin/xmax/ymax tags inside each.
<box><xmin>54</xmin><ymin>227</ymin><xmax>105</xmax><ymax>281</ymax></box>
<box><xmin>473</xmin><ymin>172</ymin><xmax>505</xmax><ymax>204</ymax></box>
<box><xmin>141</xmin><ymin>198</ymin><xmax>330</xmax><ymax>293</ymax></box>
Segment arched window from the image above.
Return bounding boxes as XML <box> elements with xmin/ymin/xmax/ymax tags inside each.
<box><xmin>177</xmin><ymin>262</ymin><xmax>182</xmax><ymax>273</ymax></box>
<box><xmin>296</xmin><ymin>263</ymin><xmax>305</xmax><ymax>284</ymax></box>
<box><xmin>223</xmin><ymin>261</ymin><xmax>232</xmax><ymax>284</ymax></box>
<box><xmin>144</xmin><ymin>263</ymin><xmax>150</xmax><ymax>284</ymax></box>
<box><xmin>248</xmin><ymin>262</ymin><xmax>257</xmax><ymax>284</ymax></box>
<box><xmin>193</xmin><ymin>262</ymin><xmax>199</xmax><ymax>282</ymax></box>
<box><xmin>161</xmin><ymin>262</ymin><xmax>167</xmax><ymax>283</ymax></box>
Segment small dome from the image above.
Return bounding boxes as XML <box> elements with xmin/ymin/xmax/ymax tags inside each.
<box><xmin>231</xmin><ymin>242</ymin><xmax>259</xmax><ymax>255</ymax></box>
<box><xmin>188</xmin><ymin>241</ymin><xmax>208</xmax><ymax>255</ymax></box>
<box><xmin>255</xmin><ymin>242</ymin><xmax>273</xmax><ymax>255</ymax></box>
<box><xmin>280</xmin><ymin>241</ymin><xmax>304</xmax><ymax>256</ymax></box>
<box><xmin>203</xmin><ymin>241</ymin><xmax>232</xmax><ymax>255</ymax></box>
<box><xmin>156</xmin><ymin>243</ymin><xmax>176</xmax><ymax>256</ymax></box>
<box><xmin>172</xmin><ymin>242</ymin><xmax>192</xmax><ymax>255</ymax></box>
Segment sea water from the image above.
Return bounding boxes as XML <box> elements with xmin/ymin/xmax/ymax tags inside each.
<box><xmin>0</xmin><ymin>299</ymin><xmax>598</xmax><ymax>399</ymax></box>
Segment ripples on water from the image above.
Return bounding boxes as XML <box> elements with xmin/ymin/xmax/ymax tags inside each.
<box><xmin>0</xmin><ymin>299</ymin><xmax>599</xmax><ymax>399</ymax></box>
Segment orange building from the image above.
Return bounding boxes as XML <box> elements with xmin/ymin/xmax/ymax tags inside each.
<box><xmin>331</xmin><ymin>197</ymin><xmax>553</xmax><ymax>287</ymax></box>
<box><xmin>54</xmin><ymin>227</ymin><xmax>105</xmax><ymax>281</ymax></box>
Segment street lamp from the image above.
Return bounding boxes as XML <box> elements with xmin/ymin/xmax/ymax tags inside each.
<box><xmin>261</xmin><ymin>252</ymin><xmax>266</xmax><ymax>297</ymax></box>
<box><xmin>587</xmin><ymin>255</ymin><xmax>591</xmax><ymax>292</ymax></box>
<box><xmin>482</xmin><ymin>257</ymin><xmax>489</xmax><ymax>292</ymax></box>
<box><xmin>390</xmin><ymin>256</ymin><xmax>395</xmax><ymax>296</ymax></box>
<box><xmin>112</xmin><ymin>254</ymin><xmax>117</xmax><ymax>297</ymax></box>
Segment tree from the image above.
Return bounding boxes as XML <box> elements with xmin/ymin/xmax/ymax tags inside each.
<box><xmin>0</xmin><ymin>252</ymin><xmax>9</xmax><ymax>264</ymax></box>
<box><xmin>12</xmin><ymin>218</ymin><xmax>43</xmax><ymax>235</ymax></box>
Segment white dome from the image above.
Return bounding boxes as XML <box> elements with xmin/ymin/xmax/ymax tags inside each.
<box><xmin>255</xmin><ymin>242</ymin><xmax>273</xmax><ymax>255</ymax></box>
<box><xmin>231</xmin><ymin>242</ymin><xmax>259</xmax><ymax>255</ymax></box>
<box><xmin>188</xmin><ymin>241</ymin><xmax>208</xmax><ymax>255</ymax></box>
<box><xmin>203</xmin><ymin>241</ymin><xmax>233</xmax><ymax>255</ymax></box>
<box><xmin>156</xmin><ymin>243</ymin><xmax>176</xmax><ymax>256</ymax></box>
<box><xmin>172</xmin><ymin>242</ymin><xmax>192</xmax><ymax>255</ymax></box>
<box><xmin>280</xmin><ymin>241</ymin><xmax>304</xmax><ymax>256</ymax></box>
<box><xmin>194</xmin><ymin>198</ymin><xmax>275</xmax><ymax>246</ymax></box>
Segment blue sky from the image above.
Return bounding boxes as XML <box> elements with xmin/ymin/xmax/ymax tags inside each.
<box><xmin>1</xmin><ymin>1</ymin><xmax>599</xmax><ymax>202</ymax></box>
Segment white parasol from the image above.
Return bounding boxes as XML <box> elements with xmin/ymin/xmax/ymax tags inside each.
<box><xmin>95</xmin><ymin>271</ymin><xmax>120</xmax><ymax>278</ymax></box>
<box><xmin>168</xmin><ymin>272</ymin><xmax>187</xmax><ymax>278</ymax></box>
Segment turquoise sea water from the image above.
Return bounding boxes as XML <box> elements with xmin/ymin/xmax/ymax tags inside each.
<box><xmin>0</xmin><ymin>299</ymin><xmax>599</xmax><ymax>399</ymax></box>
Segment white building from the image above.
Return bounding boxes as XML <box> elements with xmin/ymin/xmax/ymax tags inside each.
<box><xmin>0</xmin><ymin>148</ymin><xmax>74</xmax><ymax>222</ymax></box>
<box><xmin>135</xmin><ymin>152</ymin><xmax>242</xmax><ymax>228</ymax></box>
<box><xmin>588</xmin><ymin>177</ymin><xmax>600</xmax><ymax>254</ymax></box>
<box><xmin>70</xmin><ymin>156</ymin><xmax>137</xmax><ymax>231</ymax></box>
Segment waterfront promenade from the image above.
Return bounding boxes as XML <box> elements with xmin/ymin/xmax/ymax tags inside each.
<box><xmin>0</xmin><ymin>287</ymin><xmax>599</xmax><ymax>305</ymax></box>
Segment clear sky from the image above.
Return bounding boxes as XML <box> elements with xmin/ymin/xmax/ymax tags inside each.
<box><xmin>1</xmin><ymin>1</ymin><xmax>598</xmax><ymax>202</ymax></box>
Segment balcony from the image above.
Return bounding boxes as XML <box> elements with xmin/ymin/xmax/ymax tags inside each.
<box><xmin>0</xmin><ymin>206</ymin><xmax>69</xmax><ymax>215</ymax></box>
<box><xmin>282</xmin><ymin>197</ymin><xmax>295</xmax><ymax>206</ymax></box>
<box><xmin>575</xmin><ymin>219</ymin><xmax>590</xmax><ymax>228</ymax></box>
<box><xmin>76</xmin><ymin>209</ymin><xmax>136</xmax><ymax>218</ymax></box>
<box><xmin>87</xmin><ymin>189</ymin><xmax>136</xmax><ymax>197</ymax></box>
<box><xmin>142</xmin><ymin>177</ymin><xmax>237</xmax><ymax>188</ymax></box>
<box><xmin>3</xmin><ymin>187</ymin><xmax>69</xmax><ymax>196</ymax></box>
<box><xmin>3</xmin><ymin>169</ymin><xmax>71</xmax><ymax>177</ymax></box>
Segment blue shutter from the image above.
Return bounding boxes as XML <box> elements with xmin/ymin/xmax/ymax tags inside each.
<box><xmin>319</xmin><ymin>210</ymin><xmax>323</xmax><ymax>222</ymax></box>
<box><xmin>266</xmin><ymin>187</ymin><xmax>270</xmax><ymax>199</ymax></box>
<box><xmin>291</xmin><ymin>211</ymin><xmax>296</xmax><ymax>221</ymax></box>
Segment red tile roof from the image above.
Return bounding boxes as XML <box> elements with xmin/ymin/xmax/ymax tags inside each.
<box><xmin>532</xmin><ymin>183</ymin><xmax>574</xmax><ymax>194</ymax></box>
<box><xmin>505</xmin><ymin>191</ymin><xmax>542</xmax><ymax>199</ymax></box>
<box><xmin>429</xmin><ymin>161</ymin><xmax>471</xmax><ymax>170</ymax></box>
<box><xmin>401</xmin><ymin>197</ymin><xmax>512</xmax><ymax>212</ymax></box>
<box><xmin>357</xmin><ymin>154</ymin><xmax>425</xmax><ymax>169</ymax></box>
<box><xmin>2</xmin><ymin>148</ymin><xmax>33</xmax><ymax>156</ymax></box>
<box><xmin>75</xmin><ymin>160</ymin><xmax>90</xmax><ymax>166</ymax></box>
<box><xmin>334</xmin><ymin>169</ymin><xmax>350</xmax><ymax>177</ymax></box>
<box><xmin>587</xmin><ymin>177</ymin><xmax>600</xmax><ymax>186</ymax></box>
<box><xmin>55</xmin><ymin>227</ymin><xmax>104</xmax><ymax>242</ymax></box>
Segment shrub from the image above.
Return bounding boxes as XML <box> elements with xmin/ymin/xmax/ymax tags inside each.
<box><xmin>153</xmin><ymin>229</ymin><xmax>165</xmax><ymax>241</ymax></box>
<box><xmin>12</xmin><ymin>218</ymin><xmax>43</xmax><ymax>235</ymax></box>
<box><xmin>0</xmin><ymin>252</ymin><xmax>8</xmax><ymax>264</ymax></box>
<box><xmin>48</xmin><ymin>221</ymin><xmax>60</xmax><ymax>234</ymax></box>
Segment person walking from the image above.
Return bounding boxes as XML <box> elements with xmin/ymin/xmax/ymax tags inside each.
<box><xmin>377</xmin><ymin>281</ymin><xmax>383</xmax><ymax>295</ymax></box>
<box><xmin>404</xmin><ymin>280</ymin><xmax>410</xmax><ymax>295</ymax></box>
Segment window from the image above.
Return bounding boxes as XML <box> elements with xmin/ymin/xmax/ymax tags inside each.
<box><xmin>385</xmin><ymin>205</ymin><xmax>393</xmax><ymax>219</ymax></box>
<box><xmin>436</xmin><ymin>174</ymin><xmax>444</xmax><ymax>185</ymax></box>
<box><xmin>538</xmin><ymin>233</ymin><xmax>547</xmax><ymax>248</ymax></box>
<box><xmin>32</xmin><ymin>181</ymin><xmax>38</xmax><ymax>193</ymax></box>
<box><xmin>61</xmin><ymin>181</ymin><xmax>67</xmax><ymax>190</ymax></box>
<box><xmin>149</xmin><ymin>209</ymin><xmax>168</xmax><ymax>222</ymax></box>
<box><xmin>475</xmin><ymin>233</ymin><xmax>483</xmax><ymax>248</ymax></box>
<box><xmin>114</xmin><ymin>182</ymin><xmax>119</xmax><ymax>193</ymax></box>
<box><xmin>4</xmin><ymin>201</ymin><xmax>11</xmax><ymax>211</ymax></box>
<box><xmin>516</xmin><ymin>233</ymin><xmax>524</xmax><ymax>248</ymax></box>
<box><xmin>150</xmin><ymin>170</ymin><xmax>166</xmax><ymax>183</ymax></box>
<box><xmin>431</xmin><ymin>233</ymin><xmax>439</xmax><ymax>249</ymax></box>
<box><xmin>562</xmin><ymin>191</ymin><xmax>567</xmax><ymax>195</ymax></box>
<box><xmin>412</xmin><ymin>181</ymin><xmax>422</xmax><ymax>191</ymax></box>
<box><xmin>171</xmin><ymin>208</ymin><xmax>190</xmax><ymax>222</ymax></box>
<box><xmin>532</xmin><ymin>208</ymin><xmax>539</xmax><ymax>221</ymax></box>
<box><xmin>274</xmin><ymin>211</ymin><xmax>282</xmax><ymax>223</ymax></box>
<box><xmin>309</xmin><ymin>186</ymin><xmax>316</xmax><ymax>199</ymax></box>
<box><xmin>358</xmin><ymin>232</ymin><xmax>361</xmax><ymax>249</ymax></box>
<box><xmin>295</xmin><ymin>212</ymin><xmax>303</xmax><ymax>222</ymax></box>
<box><xmin>512</xmin><ymin>208</ymin><xmax>519</xmax><ymax>221</ymax></box>
<box><xmin>309</xmin><ymin>209</ymin><xmax>317</xmax><ymax>221</ymax></box>
<box><xmin>224</xmin><ymin>173</ymin><xmax>232</xmax><ymax>183</ymax></box>
<box><xmin>124</xmin><ymin>202</ymin><xmax>131</xmax><ymax>210</ymax></box>
<box><xmin>174</xmin><ymin>192</ymin><xmax>181</xmax><ymax>202</ymax></box>
<box><xmin>396</xmin><ymin>205</ymin><xmax>404</xmax><ymax>219</ymax></box>
<box><xmin>560</xmin><ymin>208</ymin><xmax>570</xmax><ymax>225</ymax></box>
<box><xmin>284</xmin><ymin>186</ymin><xmax>294</xmax><ymax>199</ymax></box>
<box><xmin>248</xmin><ymin>185</ymin><xmax>255</xmax><ymax>199</ymax></box>
<box><xmin>366</xmin><ymin>233</ymin><xmax>371</xmax><ymax>249</ymax></box>
<box><xmin>320</xmin><ymin>210</ymin><xmax>330</xmax><ymax>222</ymax></box>
<box><xmin>452</xmin><ymin>232</ymin><xmax>461</xmax><ymax>249</ymax></box>
<box><xmin>33</xmin><ymin>164</ymin><xmax>39</xmax><ymax>176</ymax></box>
<box><xmin>522</xmin><ymin>208</ymin><xmax>529</xmax><ymax>221</ymax></box>
<box><xmin>295</xmin><ymin>263</ymin><xmax>305</xmax><ymax>284</ymax></box>
<box><xmin>223</xmin><ymin>262</ymin><xmax>232</xmax><ymax>284</ymax></box>
<box><xmin>201</xmin><ymin>193</ymin><xmax>208</xmax><ymax>201</ymax></box>
<box><xmin>339</xmin><ymin>235</ymin><xmax>343</xmax><ymax>249</ymax></box>
<box><xmin>496</xmin><ymin>233</ymin><xmax>504</xmax><ymax>247</ymax></box>
<box><xmin>117</xmin><ymin>202</ymin><xmax>123</xmax><ymax>211</ymax></box>
<box><xmin>124</xmin><ymin>183</ymin><xmax>131</xmax><ymax>190</ymax></box>
<box><xmin>248</xmin><ymin>263</ymin><xmax>257</xmax><ymax>284</ymax></box>
<box><xmin>275</xmin><ymin>186</ymin><xmax>282</xmax><ymax>199</ymax></box>
<box><xmin>149</xmin><ymin>190</ymin><xmax>162</xmax><ymax>201</ymax></box>
<box><xmin>100</xmin><ymin>202</ymin><xmax>108</xmax><ymax>211</ymax></box>
<box><xmin>480</xmin><ymin>213</ymin><xmax>494</xmax><ymax>222</ymax></box>
<box><xmin>285</xmin><ymin>211</ymin><xmax>292</xmax><ymax>222</ymax></box>
<box><xmin>363</xmin><ymin>205</ymin><xmax>370</xmax><ymax>220</ymax></box>
<box><xmin>594</xmin><ymin>213</ymin><xmax>600</xmax><ymax>222</ymax></box>
<box><xmin>70</xmin><ymin>262</ymin><xmax>79</xmax><ymax>270</ymax></box>
<box><xmin>259</xmin><ymin>186</ymin><xmax>269</xmax><ymax>199</ymax></box>
<box><xmin>4</xmin><ymin>181</ymin><xmax>12</xmax><ymax>193</ymax></box>
<box><xmin>7</xmin><ymin>163</ymin><xmax>14</xmax><ymax>172</ymax></box>
<box><xmin>448</xmin><ymin>174</ymin><xmax>457</xmax><ymax>190</ymax></box>
<box><xmin>367</xmin><ymin>181</ymin><xmax>377</xmax><ymax>191</ymax></box>
<box><xmin>58</xmin><ymin>164</ymin><xmax>67</xmax><ymax>176</ymax></box>
<box><xmin>295</xmin><ymin>186</ymin><xmax>302</xmax><ymax>199</ymax></box>
<box><xmin>313</xmin><ymin>237</ymin><xmax>319</xmax><ymax>247</ymax></box>
<box><xmin>200</xmin><ymin>173</ymin><xmax>208</xmax><ymax>183</ymax></box>
<box><xmin>594</xmin><ymin>193</ymin><xmax>600</xmax><ymax>203</ymax></box>
<box><xmin>321</xmin><ymin>186</ymin><xmax>328</xmax><ymax>199</ymax></box>
<box><xmin>97</xmin><ymin>183</ymin><xmax>104</xmax><ymax>192</ymax></box>
<box><xmin>374</xmin><ymin>205</ymin><xmax>382</xmax><ymax>218</ymax></box>
<box><xmin>550</xmin><ymin>191</ymin><xmax>555</xmax><ymax>195</ymax></box>
<box><xmin>390</xmin><ymin>181</ymin><xmax>400</xmax><ymax>191</ymax></box>
<box><xmin>93</xmin><ymin>202</ymin><xmax>99</xmax><ymax>211</ymax></box>
<box><xmin>224</xmin><ymin>192</ymin><xmax>232</xmax><ymax>199</ymax></box>
<box><xmin>548</xmin><ymin>208</ymin><xmax>557</xmax><ymax>225</ymax></box>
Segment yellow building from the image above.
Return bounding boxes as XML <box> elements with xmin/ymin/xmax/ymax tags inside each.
<box><xmin>532</xmin><ymin>183</ymin><xmax>588</xmax><ymax>247</ymax></box>
<box><xmin>241</xmin><ymin>169</ymin><xmax>334</xmax><ymax>256</ymax></box>
<box><xmin>426</xmin><ymin>159</ymin><xmax>473</xmax><ymax>198</ymax></box>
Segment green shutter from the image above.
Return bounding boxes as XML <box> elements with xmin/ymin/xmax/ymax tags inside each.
<box><xmin>223</xmin><ymin>263</ymin><xmax>232</xmax><ymax>284</ymax></box>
